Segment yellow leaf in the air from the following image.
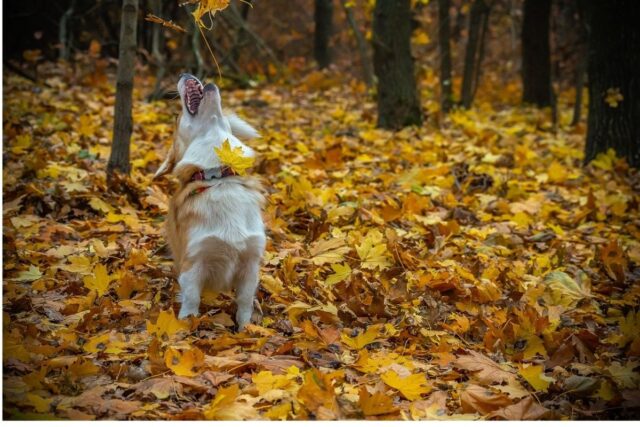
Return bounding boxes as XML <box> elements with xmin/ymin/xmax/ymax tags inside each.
<box><xmin>214</xmin><ymin>139</ymin><xmax>254</xmax><ymax>175</ymax></box>
<box><xmin>381</xmin><ymin>370</ymin><xmax>432</xmax><ymax>401</ymax></box>
<box><xmin>83</xmin><ymin>263</ymin><xmax>112</xmax><ymax>296</ymax></box>
<box><xmin>164</xmin><ymin>346</ymin><xmax>204</xmax><ymax>377</ymax></box>
<box><xmin>519</xmin><ymin>364</ymin><xmax>554</xmax><ymax>392</ymax></box>
<box><xmin>325</xmin><ymin>263</ymin><xmax>352</xmax><ymax>286</ymax></box>
<box><xmin>146</xmin><ymin>309</ymin><xmax>189</xmax><ymax>339</ymax></box>
<box><xmin>342</xmin><ymin>325</ymin><xmax>382</xmax><ymax>350</ymax></box>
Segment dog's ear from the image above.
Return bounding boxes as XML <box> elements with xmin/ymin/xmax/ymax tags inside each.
<box><xmin>153</xmin><ymin>146</ymin><xmax>176</xmax><ymax>179</ymax></box>
<box><xmin>228</xmin><ymin>114</ymin><xmax>260</xmax><ymax>140</ymax></box>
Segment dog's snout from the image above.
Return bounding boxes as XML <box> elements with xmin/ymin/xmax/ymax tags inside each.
<box><xmin>179</xmin><ymin>72</ymin><xmax>196</xmax><ymax>81</ymax></box>
<box><xmin>203</xmin><ymin>83</ymin><xmax>218</xmax><ymax>92</ymax></box>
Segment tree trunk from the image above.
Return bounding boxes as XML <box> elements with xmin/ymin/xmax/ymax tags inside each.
<box><xmin>107</xmin><ymin>0</ymin><xmax>138</xmax><ymax>179</ymax></box>
<box><xmin>341</xmin><ymin>1</ymin><xmax>374</xmax><ymax>87</ymax></box>
<box><xmin>230</xmin><ymin>0</ymin><xmax>252</xmax><ymax>63</ymax></box>
<box><xmin>521</xmin><ymin>0</ymin><xmax>552</xmax><ymax>107</ymax></box>
<box><xmin>147</xmin><ymin>0</ymin><xmax>166</xmax><ymax>101</ymax></box>
<box><xmin>461</xmin><ymin>0</ymin><xmax>490</xmax><ymax>109</ymax></box>
<box><xmin>372</xmin><ymin>0</ymin><xmax>422</xmax><ymax>129</ymax></box>
<box><xmin>437</xmin><ymin>0</ymin><xmax>453</xmax><ymax>112</ymax></box>
<box><xmin>583</xmin><ymin>0</ymin><xmax>640</xmax><ymax>168</ymax></box>
<box><xmin>59</xmin><ymin>0</ymin><xmax>77</xmax><ymax>61</ymax></box>
<box><xmin>314</xmin><ymin>0</ymin><xmax>333</xmax><ymax>69</ymax></box>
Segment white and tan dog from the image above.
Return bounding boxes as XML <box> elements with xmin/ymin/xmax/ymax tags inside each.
<box><xmin>154</xmin><ymin>73</ymin><xmax>265</xmax><ymax>330</ymax></box>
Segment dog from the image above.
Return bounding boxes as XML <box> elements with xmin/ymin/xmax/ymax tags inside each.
<box><xmin>154</xmin><ymin>73</ymin><xmax>266</xmax><ymax>330</ymax></box>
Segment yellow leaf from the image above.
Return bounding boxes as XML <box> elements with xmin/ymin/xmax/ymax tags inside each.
<box><xmin>547</xmin><ymin>161</ymin><xmax>568</xmax><ymax>183</ymax></box>
<box><xmin>607</xmin><ymin>361</ymin><xmax>640</xmax><ymax>389</ymax></box>
<box><xmin>359</xmin><ymin>386</ymin><xmax>399</xmax><ymax>416</ymax></box>
<box><xmin>164</xmin><ymin>347</ymin><xmax>204</xmax><ymax>377</ymax></box>
<box><xmin>214</xmin><ymin>139</ymin><xmax>254</xmax><ymax>175</ymax></box>
<box><xmin>519</xmin><ymin>364</ymin><xmax>554</xmax><ymax>392</ymax></box>
<box><xmin>342</xmin><ymin>325</ymin><xmax>382</xmax><ymax>350</ymax></box>
<box><xmin>146</xmin><ymin>309</ymin><xmax>189</xmax><ymax>339</ymax></box>
<box><xmin>412</xmin><ymin>31</ymin><xmax>430</xmax><ymax>45</ymax></box>
<box><xmin>309</xmin><ymin>237</ymin><xmax>349</xmax><ymax>265</ymax></box>
<box><xmin>252</xmin><ymin>370</ymin><xmax>293</xmax><ymax>395</ymax></box>
<box><xmin>264</xmin><ymin>402</ymin><xmax>291</xmax><ymax>420</ymax></box>
<box><xmin>522</xmin><ymin>335</ymin><xmax>548</xmax><ymax>359</ymax></box>
<box><xmin>11</xmin><ymin>134</ymin><xmax>32</xmax><ymax>154</ymax></box>
<box><xmin>381</xmin><ymin>370</ymin><xmax>432</xmax><ymax>401</ymax></box>
<box><xmin>59</xmin><ymin>255</ymin><xmax>92</xmax><ymax>273</ymax></box>
<box><xmin>604</xmin><ymin>87</ymin><xmax>623</xmax><ymax>108</ymax></box>
<box><xmin>193</xmin><ymin>0</ymin><xmax>231</xmax><ymax>29</ymax></box>
<box><xmin>356</xmin><ymin>230</ymin><xmax>392</xmax><ymax>270</ymax></box>
<box><xmin>325</xmin><ymin>263</ymin><xmax>351</xmax><ymax>286</ymax></box>
<box><xmin>12</xmin><ymin>265</ymin><xmax>42</xmax><ymax>282</ymax></box>
<box><xmin>89</xmin><ymin>197</ymin><xmax>113</xmax><ymax>214</ymax></box>
<box><xmin>542</xmin><ymin>271</ymin><xmax>591</xmax><ymax>309</ymax></box>
<box><xmin>83</xmin><ymin>264</ymin><xmax>112</xmax><ymax>296</ymax></box>
<box><xmin>26</xmin><ymin>393</ymin><xmax>52</xmax><ymax>413</ymax></box>
<box><xmin>83</xmin><ymin>331</ymin><xmax>127</xmax><ymax>354</ymax></box>
<box><xmin>204</xmin><ymin>383</ymin><xmax>259</xmax><ymax>420</ymax></box>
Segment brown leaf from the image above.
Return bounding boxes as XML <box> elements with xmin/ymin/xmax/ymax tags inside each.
<box><xmin>453</xmin><ymin>351</ymin><xmax>516</xmax><ymax>385</ymax></box>
<box><xmin>487</xmin><ymin>396</ymin><xmax>551</xmax><ymax>420</ymax></box>
<box><xmin>460</xmin><ymin>384</ymin><xmax>512</xmax><ymax>415</ymax></box>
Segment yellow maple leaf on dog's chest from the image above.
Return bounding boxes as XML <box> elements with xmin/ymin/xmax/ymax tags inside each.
<box><xmin>214</xmin><ymin>139</ymin><xmax>254</xmax><ymax>175</ymax></box>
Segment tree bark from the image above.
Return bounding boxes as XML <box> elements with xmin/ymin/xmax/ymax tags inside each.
<box><xmin>461</xmin><ymin>0</ymin><xmax>490</xmax><ymax>109</ymax></box>
<box><xmin>59</xmin><ymin>0</ymin><xmax>77</xmax><ymax>61</ymax></box>
<box><xmin>583</xmin><ymin>0</ymin><xmax>640</xmax><ymax>168</ymax></box>
<box><xmin>521</xmin><ymin>0</ymin><xmax>553</xmax><ymax>107</ymax></box>
<box><xmin>341</xmin><ymin>1</ymin><xmax>374</xmax><ymax>87</ymax></box>
<box><xmin>372</xmin><ymin>0</ymin><xmax>422</xmax><ymax>129</ymax></box>
<box><xmin>437</xmin><ymin>0</ymin><xmax>453</xmax><ymax>112</ymax></box>
<box><xmin>147</xmin><ymin>0</ymin><xmax>166</xmax><ymax>101</ymax></box>
<box><xmin>108</xmin><ymin>0</ymin><xmax>138</xmax><ymax>178</ymax></box>
<box><xmin>314</xmin><ymin>0</ymin><xmax>333</xmax><ymax>69</ymax></box>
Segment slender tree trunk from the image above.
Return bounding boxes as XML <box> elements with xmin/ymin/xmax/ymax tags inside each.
<box><xmin>314</xmin><ymin>0</ymin><xmax>333</xmax><ymax>69</ymax></box>
<box><xmin>521</xmin><ymin>0</ymin><xmax>552</xmax><ymax>106</ymax></box>
<box><xmin>438</xmin><ymin>0</ymin><xmax>453</xmax><ymax>112</ymax></box>
<box><xmin>461</xmin><ymin>0</ymin><xmax>490</xmax><ymax>108</ymax></box>
<box><xmin>108</xmin><ymin>0</ymin><xmax>138</xmax><ymax>179</ymax></box>
<box><xmin>230</xmin><ymin>0</ymin><xmax>252</xmax><ymax>63</ymax></box>
<box><xmin>147</xmin><ymin>0</ymin><xmax>166</xmax><ymax>101</ymax></box>
<box><xmin>571</xmin><ymin>0</ymin><xmax>588</xmax><ymax>126</ymax></box>
<box><xmin>59</xmin><ymin>0</ymin><xmax>77</xmax><ymax>61</ymax></box>
<box><xmin>341</xmin><ymin>1</ymin><xmax>374</xmax><ymax>87</ymax></box>
<box><xmin>372</xmin><ymin>0</ymin><xmax>422</xmax><ymax>129</ymax></box>
<box><xmin>583</xmin><ymin>0</ymin><xmax>640</xmax><ymax>168</ymax></box>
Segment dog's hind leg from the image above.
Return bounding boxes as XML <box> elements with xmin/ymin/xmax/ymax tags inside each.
<box><xmin>178</xmin><ymin>262</ymin><xmax>204</xmax><ymax>319</ymax></box>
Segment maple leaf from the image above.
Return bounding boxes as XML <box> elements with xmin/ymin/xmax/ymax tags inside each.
<box><xmin>146</xmin><ymin>309</ymin><xmax>189</xmax><ymax>339</ymax></box>
<box><xmin>214</xmin><ymin>139</ymin><xmax>254</xmax><ymax>175</ymax></box>
<box><xmin>204</xmin><ymin>383</ymin><xmax>259</xmax><ymax>420</ymax></box>
<box><xmin>356</xmin><ymin>230</ymin><xmax>392</xmax><ymax>270</ymax></box>
<box><xmin>460</xmin><ymin>384</ymin><xmax>512</xmax><ymax>415</ymax></box>
<box><xmin>12</xmin><ymin>265</ymin><xmax>42</xmax><ymax>282</ymax></box>
<box><xmin>164</xmin><ymin>347</ymin><xmax>204</xmax><ymax>377</ymax></box>
<box><xmin>453</xmin><ymin>351</ymin><xmax>516</xmax><ymax>385</ymax></box>
<box><xmin>519</xmin><ymin>364</ymin><xmax>554</xmax><ymax>392</ymax></box>
<box><xmin>309</xmin><ymin>238</ymin><xmax>350</xmax><ymax>265</ymax></box>
<box><xmin>341</xmin><ymin>325</ymin><xmax>382</xmax><ymax>350</ymax></box>
<box><xmin>381</xmin><ymin>371</ymin><xmax>432</xmax><ymax>401</ymax></box>
<box><xmin>542</xmin><ymin>271</ymin><xmax>591</xmax><ymax>309</ymax></box>
<box><xmin>325</xmin><ymin>263</ymin><xmax>352</xmax><ymax>286</ymax></box>
<box><xmin>83</xmin><ymin>264</ymin><xmax>113</xmax><ymax>297</ymax></box>
<box><xmin>297</xmin><ymin>369</ymin><xmax>341</xmax><ymax>419</ymax></box>
<box><xmin>358</xmin><ymin>386</ymin><xmax>399</xmax><ymax>416</ymax></box>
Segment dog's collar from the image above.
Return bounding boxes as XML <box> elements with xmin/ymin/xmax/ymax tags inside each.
<box><xmin>188</xmin><ymin>167</ymin><xmax>237</xmax><ymax>197</ymax></box>
<box><xmin>189</xmin><ymin>166</ymin><xmax>237</xmax><ymax>182</ymax></box>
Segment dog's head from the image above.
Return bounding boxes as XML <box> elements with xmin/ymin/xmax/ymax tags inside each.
<box><xmin>154</xmin><ymin>73</ymin><xmax>259</xmax><ymax>181</ymax></box>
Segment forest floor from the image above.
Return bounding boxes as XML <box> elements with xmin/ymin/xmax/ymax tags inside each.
<box><xmin>3</xmin><ymin>62</ymin><xmax>640</xmax><ymax>420</ymax></box>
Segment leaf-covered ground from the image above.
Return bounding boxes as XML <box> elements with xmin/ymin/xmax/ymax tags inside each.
<box><xmin>3</xmin><ymin>63</ymin><xmax>640</xmax><ymax>420</ymax></box>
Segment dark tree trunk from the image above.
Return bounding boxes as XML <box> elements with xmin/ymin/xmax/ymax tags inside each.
<box><xmin>147</xmin><ymin>0</ymin><xmax>166</xmax><ymax>101</ymax></box>
<box><xmin>372</xmin><ymin>0</ymin><xmax>422</xmax><ymax>129</ymax></box>
<box><xmin>583</xmin><ymin>0</ymin><xmax>640</xmax><ymax>168</ymax></box>
<box><xmin>314</xmin><ymin>0</ymin><xmax>333</xmax><ymax>69</ymax></box>
<box><xmin>460</xmin><ymin>0</ymin><xmax>490</xmax><ymax>109</ymax></box>
<box><xmin>437</xmin><ymin>0</ymin><xmax>453</xmax><ymax>112</ymax></box>
<box><xmin>341</xmin><ymin>1</ymin><xmax>374</xmax><ymax>87</ymax></box>
<box><xmin>107</xmin><ymin>0</ymin><xmax>138</xmax><ymax>179</ymax></box>
<box><xmin>521</xmin><ymin>0</ymin><xmax>553</xmax><ymax>107</ymax></box>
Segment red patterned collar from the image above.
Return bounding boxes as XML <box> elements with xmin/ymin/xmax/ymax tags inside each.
<box><xmin>188</xmin><ymin>167</ymin><xmax>237</xmax><ymax>197</ymax></box>
<box><xmin>189</xmin><ymin>166</ymin><xmax>237</xmax><ymax>182</ymax></box>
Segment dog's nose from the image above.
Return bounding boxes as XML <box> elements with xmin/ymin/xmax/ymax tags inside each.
<box><xmin>203</xmin><ymin>83</ymin><xmax>218</xmax><ymax>92</ymax></box>
<box><xmin>179</xmin><ymin>72</ymin><xmax>195</xmax><ymax>81</ymax></box>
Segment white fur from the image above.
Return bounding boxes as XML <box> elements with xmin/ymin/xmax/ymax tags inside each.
<box><xmin>156</xmin><ymin>75</ymin><xmax>265</xmax><ymax>330</ymax></box>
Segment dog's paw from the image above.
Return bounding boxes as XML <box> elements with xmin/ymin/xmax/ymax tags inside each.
<box><xmin>178</xmin><ymin>307</ymin><xmax>199</xmax><ymax>319</ymax></box>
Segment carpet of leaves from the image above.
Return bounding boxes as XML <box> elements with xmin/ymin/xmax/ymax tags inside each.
<box><xmin>3</xmin><ymin>62</ymin><xmax>640</xmax><ymax>420</ymax></box>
